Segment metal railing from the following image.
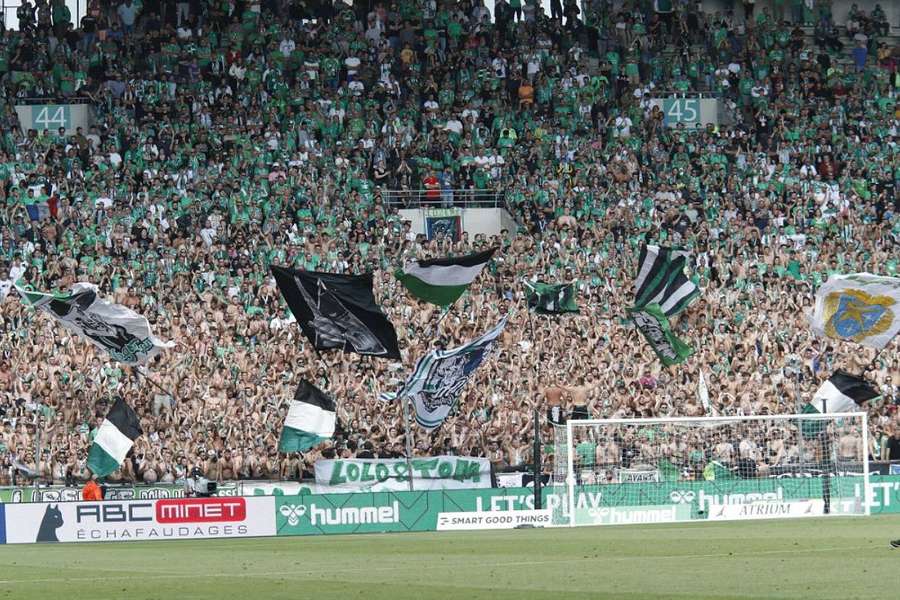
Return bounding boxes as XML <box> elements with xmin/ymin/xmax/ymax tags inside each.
<box><xmin>383</xmin><ymin>189</ymin><xmax>506</xmax><ymax>210</ymax></box>
<box><xmin>15</xmin><ymin>96</ymin><xmax>93</xmax><ymax>105</ymax></box>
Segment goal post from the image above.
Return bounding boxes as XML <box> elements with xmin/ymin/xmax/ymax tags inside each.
<box><xmin>553</xmin><ymin>413</ymin><xmax>870</xmax><ymax>527</ymax></box>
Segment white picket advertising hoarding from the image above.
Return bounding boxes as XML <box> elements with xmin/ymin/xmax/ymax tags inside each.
<box><xmin>4</xmin><ymin>497</ymin><xmax>275</xmax><ymax>544</ymax></box>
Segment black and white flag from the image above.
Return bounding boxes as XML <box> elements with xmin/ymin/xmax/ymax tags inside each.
<box><xmin>633</xmin><ymin>244</ymin><xmax>699</xmax><ymax>317</ymax></box>
<box><xmin>271</xmin><ymin>266</ymin><xmax>401</xmax><ymax>359</ymax></box>
<box><xmin>808</xmin><ymin>370</ymin><xmax>881</xmax><ymax>414</ymax></box>
<box><xmin>16</xmin><ymin>282</ymin><xmax>173</xmax><ymax>365</ymax></box>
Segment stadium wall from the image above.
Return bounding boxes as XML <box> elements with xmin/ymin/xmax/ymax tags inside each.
<box><xmin>398</xmin><ymin>207</ymin><xmax>518</xmax><ymax>240</ymax></box>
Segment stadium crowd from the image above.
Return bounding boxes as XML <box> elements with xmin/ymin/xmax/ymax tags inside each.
<box><xmin>0</xmin><ymin>0</ymin><xmax>898</xmax><ymax>486</ymax></box>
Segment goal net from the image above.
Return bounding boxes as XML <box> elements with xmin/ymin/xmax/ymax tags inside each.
<box><xmin>551</xmin><ymin>414</ymin><xmax>869</xmax><ymax>527</ymax></box>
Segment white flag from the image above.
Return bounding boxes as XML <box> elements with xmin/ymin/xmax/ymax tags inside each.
<box><xmin>698</xmin><ymin>369</ymin><xmax>713</xmax><ymax>415</ymax></box>
<box><xmin>810</xmin><ymin>273</ymin><xmax>900</xmax><ymax>349</ymax></box>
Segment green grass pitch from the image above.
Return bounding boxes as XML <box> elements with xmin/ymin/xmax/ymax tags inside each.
<box><xmin>1</xmin><ymin>516</ymin><xmax>900</xmax><ymax>599</ymax></box>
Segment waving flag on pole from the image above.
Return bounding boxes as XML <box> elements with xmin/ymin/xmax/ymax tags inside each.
<box><xmin>809</xmin><ymin>370</ymin><xmax>881</xmax><ymax>414</ymax></box>
<box><xmin>698</xmin><ymin>369</ymin><xmax>714</xmax><ymax>415</ymax></box>
<box><xmin>633</xmin><ymin>244</ymin><xmax>699</xmax><ymax>317</ymax></box>
<box><xmin>800</xmin><ymin>370</ymin><xmax>880</xmax><ymax>438</ymax></box>
<box><xmin>810</xmin><ymin>273</ymin><xmax>900</xmax><ymax>349</ymax></box>
<box><xmin>399</xmin><ymin>317</ymin><xmax>507</xmax><ymax>430</ymax></box>
<box><xmin>87</xmin><ymin>397</ymin><xmax>143</xmax><ymax>477</ymax></box>
<box><xmin>16</xmin><ymin>282</ymin><xmax>173</xmax><ymax>365</ymax></box>
<box><xmin>524</xmin><ymin>281</ymin><xmax>579</xmax><ymax>314</ymax></box>
<box><xmin>271</xmin><ymin>266</ymin><xmax>401</xmax><ymax>359</ymax></box>
<box><xmin>279</xmin><ymin>380</ymin><xmax>336</xmax><ymax>453</ymax></box>
<box><xmin>395</xmin><ymin>248</ymin><xmax>497</xmax><ymax>306</ymax></box>
<box><xmin>628</xmin><ymin>304</ymin><xmax>693</xmax><ymax>366</ymax></box>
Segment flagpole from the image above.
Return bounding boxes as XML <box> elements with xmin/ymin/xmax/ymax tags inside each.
<box><xmin>401</xmin><ymin>394</ymin><xmax>415</xmax><ymax>492</ymax></box>
<box><xmin>312</xmin><ymin>347</ymin><xmax>330</xmax><ymax>388</ymax></box>
<box><xmin>863</xmin><ymin>348</ymin><xmax>882</xmax><ymax>374</ymax></box>
<box><xmin>132</xmin><ymin>367</ymin><xmax>177</xmax><ymax>401</ymax></box>
<box><xmin>33</xmin><ymin>407</ymin><xmax>43</xmax><ymax>483</ymax></box>
<box><xmin>435</xmin><ymin>307</ymin><xmax>452</xmax><ymax>336</ymax></box>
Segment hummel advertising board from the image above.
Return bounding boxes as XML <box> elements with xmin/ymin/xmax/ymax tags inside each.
<box><xmin>4</xmin><ymin>497</ymin><xmax>275</xmax><ymax>544</ymax></box>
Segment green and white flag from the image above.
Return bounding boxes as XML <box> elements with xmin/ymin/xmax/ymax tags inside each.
<box><xmin>16</xmin><ymin>281</ymin><xmax>173</xmax><ymax>365</ymax></box>
<box><xmin>395</xmin><ymin>248</ymin><xmax>496</xmax><ymax>306</ymax></box>
<box><xmin>633</xmin><ymin>244</ymin><xmax>699</xmax><ymax>317</ymax></box>
<box><xmin>628</xmin><ymin>304</ymin><xmax>693</xmax><ymax>366</ymax></box>
<box><xmin>87</xmin><ymin>397</ymin><xmax>143</xmax><ymax>477</ymax></box>
<box><xmin>524</xmin><ymin>281</ymin><xmax>579</xmax><ymax>314</ymax></box>
<box><xmin>279</xmin><ymin>380</ymin><xmax>336</xmax><ymax>453</ymax></box>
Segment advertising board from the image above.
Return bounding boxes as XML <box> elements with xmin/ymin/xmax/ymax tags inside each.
<box><xmin>4</xmin><ymin>497</ymin><xmax>275</xmax><ymax>544</ymax></box>
<box><xmin>578</xmin><ymin>505</ymin><xmax>690</xmax><ymax>525</ymax></box>
<box><xmin>435</xmin><ymin>509</ymin><xmax>552</xmax><ymax>531</ymax></box>
<box><xmin>707</xmin><ymin>500</ymin><xmax>825</xmax><ymax>521</ymax></box>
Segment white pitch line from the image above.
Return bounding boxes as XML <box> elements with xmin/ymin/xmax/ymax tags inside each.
<box><xmin>0</xmin><ymin>544</ymin><xmax>875</xmax><ymax>585</ymax></box>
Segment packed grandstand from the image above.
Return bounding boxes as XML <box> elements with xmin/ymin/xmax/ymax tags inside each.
<box><xmin>0</xmin><ymin>0</ymin><xmax>897</xmax><ymax>489</ymax></box>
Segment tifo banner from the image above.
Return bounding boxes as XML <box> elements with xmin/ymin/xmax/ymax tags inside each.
<box><xmin>314</xmin><ymin>456</ymin><xmax>492</xmax><ymax>492</ymax></box>
<box><xmin>425</xmin><ymin>214</ymin><xmax>461</xmax><ymax>241</ymax></box>
<box><xmin>4</xmin><ymin>497</ymin><xmax>275</xmax><ymax>544</ymax></box>
<box><xmin>242</xmin><ymin>482</ymin><xmax>315</xmax><ymax>496</ymax></box>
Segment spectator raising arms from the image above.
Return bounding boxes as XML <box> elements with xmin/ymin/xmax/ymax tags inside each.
<box><xmin>0</xmin><ymin>0</ymin><xmax>897</xmax><ymax>486</ymax></box>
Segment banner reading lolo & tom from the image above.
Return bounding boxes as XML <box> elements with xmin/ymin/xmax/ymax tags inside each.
<box><xmin>314</xmin><ymin>456</ymin><xmax>491</xmax><ymax>492</ymax></box>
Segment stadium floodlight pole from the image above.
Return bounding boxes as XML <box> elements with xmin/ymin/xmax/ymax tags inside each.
<box><xmin>401</xmin><ymin>394</ymin><xmax>415</xmax><ymax>492</ymax></box>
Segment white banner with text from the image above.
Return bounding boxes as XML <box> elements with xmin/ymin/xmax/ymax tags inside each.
<box><xmin>315</xmin><ymin>456</ymin><xmax>492</xmax><ymax>492</ymax></box>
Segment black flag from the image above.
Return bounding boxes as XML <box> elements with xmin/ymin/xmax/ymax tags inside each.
<box><xmin>271</xmin><ymin>266</ymin><xmax>401</xmax><ymax>359</ymax></box>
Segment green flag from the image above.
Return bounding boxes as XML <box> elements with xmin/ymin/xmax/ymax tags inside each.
<box><xmin>524</xmin><ymin>281</ymin><xmax>579</xmax><ymax>314</ymax></box>
<box><xmin>703</xmin><ymin>460</ymin><xmax>734</xmax><ymax>481</ymax></box>
<box><xmin>628</xmin><ymin>304</ymin><xmax>693</xmax><ymax>366</ymax></box>
<box><xmin>799</xmin><ymin>402</ymin><xmax>827</xmax><ymax>439</ymax></box>
<box><xmin>658</xmin><ymin>458</ymin><xmax>681</xmax><ymax>482</ymax></box>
